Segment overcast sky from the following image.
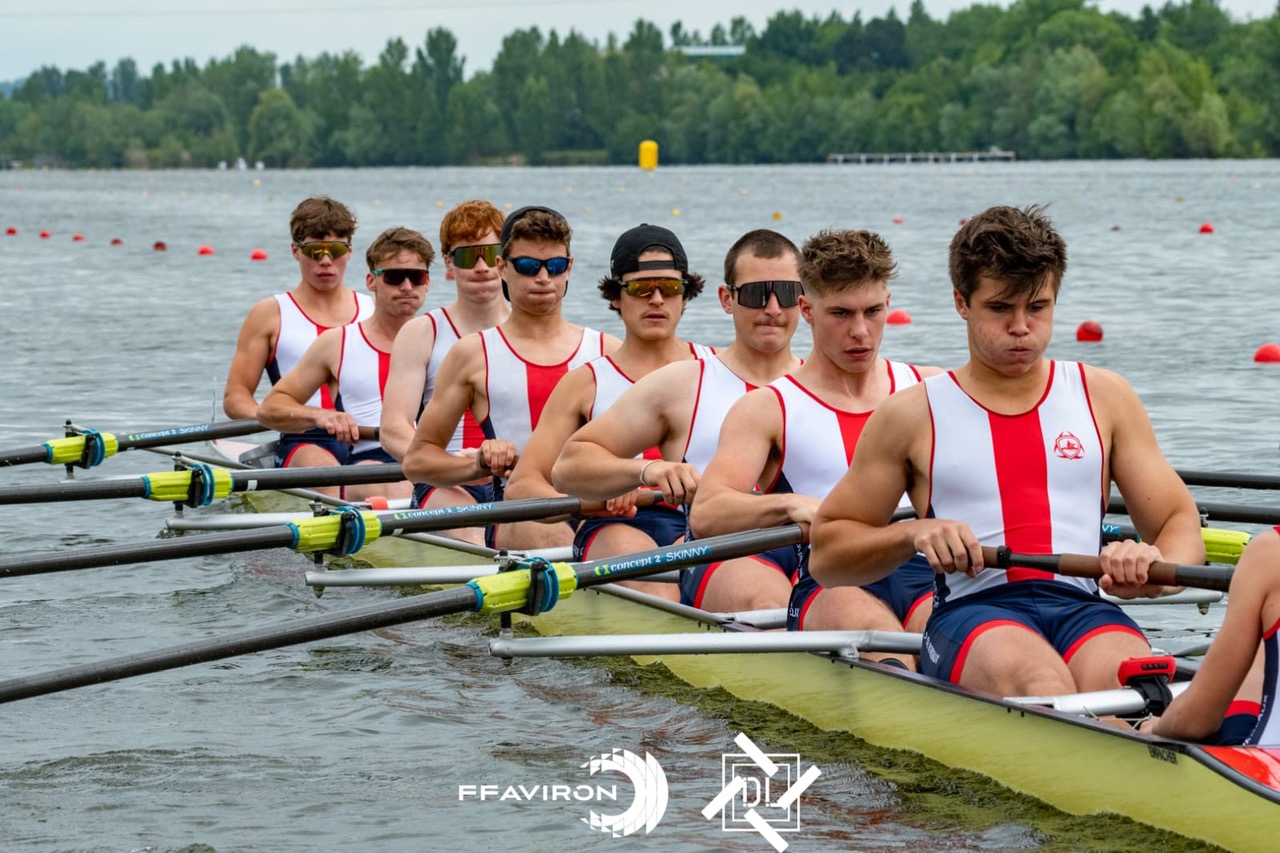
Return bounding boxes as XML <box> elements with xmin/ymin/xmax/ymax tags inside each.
<box><xmin>3</xmin><ymin>0</ymin><xmax>1273</xmax><ymax>84</ymax></box>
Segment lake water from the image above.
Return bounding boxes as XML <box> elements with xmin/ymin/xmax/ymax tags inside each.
<box><xmin>2</xmin><ymin>161</ymin><xmax>1277</xmax><ymax>852</ymax></box>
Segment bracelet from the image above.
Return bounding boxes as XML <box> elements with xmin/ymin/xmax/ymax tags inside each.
<box><xmin>639</xmin><ymin>459</ymin><xmax>658</xmax><ymax>486</ymax></box>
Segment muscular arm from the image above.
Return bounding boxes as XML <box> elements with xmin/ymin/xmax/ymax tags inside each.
<box><xmin>223</xmin><ymin>297</ymin><xmax>278</xmax><ymax>419</ymax></box>
<box><xmin>257</xmin><ymin>329</ymin><xmax>360</xmax><ymax>444</ymax></box>
<box><xmin>403</xmin><ymin>339</ymin><xmax>500</xmax><ymax>486</ymax></box>
<box><xmin>689</xmin><ymin>389</ymin><xmax>815</xmax><ymax>537</ymax></box>
<box><xmin>380</xmin><ymin>314</ymin><xmax>436</xmax><ymax>461</ymax></box>
<box><xmin>552</xmin><ymin>362</ymin><xmax>694</xmax><ymax>501</ymax></box>
<box><xmin>503</xmin><ymin>369</ymin><xmax>593</xmax><ymax>501</ymax></box>
<box><xmin>1153</xmin><ymin>531</ymin><xmax>1275</xmax><ymax>741</ymax></box>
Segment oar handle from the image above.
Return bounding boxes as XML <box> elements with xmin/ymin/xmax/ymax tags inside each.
<box><xmin>980</xmin><ymin>546</ymin><xmax>1234</xmax><ymax>592</ymax></box>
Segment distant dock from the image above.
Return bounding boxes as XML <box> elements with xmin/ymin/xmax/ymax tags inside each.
<box><xmin>826</xmin><ymin>150</ymin><xmax>1016</xmax><ymax>164</ymax></box>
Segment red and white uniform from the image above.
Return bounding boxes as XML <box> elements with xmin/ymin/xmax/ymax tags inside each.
<box><xmin>682</xmin><ymin>354</ymin><xmax>758</xmax><ymax>471</ymax></box>
<box><xmin>336</xmin><ymin>323</ymin><xmax>390</xmax><ymax>456</ymax></box>
<box><xmin>766</xmin><ymin>361</ymin><xmax>922</xmax><ymax>498</ymax></box>
<box><xmin>478</xmin><ymin>326</ymin><xmax>607</xmax><ymax>455</ymax></box>
<box><xmin>267</xmin><ymin>291</ymin><xmax>373</xmax><ymax>408</ymax></box>
<box><xmin>421</xmin><ymin>307</ymin><xmax>483</xmax><ymax>453</ymax></box>
<box><xmin>925</xmin><ymin>360</ymin><xmax>1104</xmax><ymax>602</ymax></box>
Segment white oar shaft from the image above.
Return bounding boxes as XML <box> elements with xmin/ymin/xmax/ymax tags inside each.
<box><xmin>488</xmin><ymin>630</ymin><xmax>924</xmax><ymax>659</ymax></box>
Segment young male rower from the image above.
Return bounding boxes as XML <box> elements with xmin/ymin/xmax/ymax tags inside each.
<box><xmin>688</xmin><ymin>230</ymin><xmax>938</xmax><ymax>663</ymax></box>
<box><xmin>551</xmin><ymin>229</ymin><xmax>804</xmax><ymax>600</ymax></box>
<box><xmin>379</xmin><ymin>200</ymin><xmax>510</xmax><ymax>544</ymax></box>
<box><xmin>224</xmin><ymin>196</ymin><xmax>371</xmax><ymax>467</ymax></box>
<box><xmin>809</xmin><ymin>205</ymin><xmax>1205</xmax><ymax>696</ymax></box>
<box><xmin>1149</xmin><ymin>529</ymin><xmax>1278</xmax><ymax>744</ymax></box>
<box><xmin>257</xmin><ymin>227</ymin><xmax>432</xmax><ymax>501</ymax></box>
<box><xmin>500</xmin><ymin>224</ymin><xmax>709</xmax><ymax>566</ymax></box>
<box><xmin>402</xmin><ymin>206</ymin><xmax>618</xmax><ymax>550</ymax></box>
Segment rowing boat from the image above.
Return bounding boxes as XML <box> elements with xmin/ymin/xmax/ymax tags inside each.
<box><xmin>199</xmin><ymin>440</ymin><xmax>1276</xmax><ymax>848</ymax></box>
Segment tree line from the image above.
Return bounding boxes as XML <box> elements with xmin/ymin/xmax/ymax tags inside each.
<box><xmin>1</xmin><ymin>0</ymin><xmax>1275</xmax><ymax>168</ymax></box>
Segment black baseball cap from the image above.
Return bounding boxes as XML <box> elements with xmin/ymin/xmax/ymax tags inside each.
<box><xmin>500</xmin><ymin>205</ymin><xmax>568</xmax><ymax>248</ymax></box>
<box><xmin>609</xmin><ymin>224</ymin><xmax>689</xmax><ymax>277</ymax></box>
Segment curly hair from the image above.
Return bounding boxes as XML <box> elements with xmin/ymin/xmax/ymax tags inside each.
<box><xmin>723</xmin><ymin>229</ymin><xmax>800</xmax><ymax>286</ymax></box>
<box><xmin>440</xmin><ymin>200</ymin><xmax>504</xmax><ymax>255</ymax></box>
<box><xmin>290</xmin><ymin>196</ymin><xmax>356</xmax><ymax>245</ymax></box>
<box><xmin>949</xmin><ymin>205</ymin><xmax>1067</xmax><ymax>303</ymax></box>
<box><xmin>798</xmin><ymin>229</ymin><xmax>896</xmax><ymax>297</ymax></box>
<box><xmin>366</xmin><ymin>227</ymin><xmax>435</xmax><ymax>271</ymax></box>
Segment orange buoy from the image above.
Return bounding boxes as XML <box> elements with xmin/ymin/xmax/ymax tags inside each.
<box><xmin>72</xmin><ymin>233</ymin><xmax>84</xmax><ymax>242</ymax></box>
<box><xmin>153</xmin><ymin>240</ymin><xmax>167</xmax><ymax>251</ymax></box>
<box><xmin>886</xmin><ymin>309</ymin><xmax>912</xmax><ymax>325</ymax></box>
<box><xmin>39</xmin><ymin>230</ymin><xmax>51</xmax><ymax>239</ymax></box>
<box><xmin>1076</xmin><ymin>320</ymin><xmax>1104</xmax><ymax>342</ymax></box>
<box><xmin>1254</xmin><ymin>343</ymin><xmax>1280</xmax><ymax>363</ymax></box>
<box><xmin>250</xmin><ymin>248</ymin><xmax>268</xmax><ymax>261</ymax></box>
<box><xmin>1199</xmin><ymin>222</ymin><xmax>1214</xmax><ymax>234</ymax></box>
<box><xmin>197</xmin><ymin>244</ymin><xmax>215</xmax><ymax>256</ymax></box>
<box><xmin>4</xmin><ymin>227</ymin><xmax>15</xmax><ymax>235</ymax></box>
<box><xmin>110</xmin><ymin>238</ymin><xmax>123</xmax><ymax>246</ymax></box>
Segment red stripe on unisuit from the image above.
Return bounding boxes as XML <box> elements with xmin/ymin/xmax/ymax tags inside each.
<box><xmin>989</xmin><ymin>409</ymin><xmax>1053</xmax><ymax>581</ymax></box>
<box><xmin>526</xmin><ymin>363</ymin><xmax>570</xmax><ymax>430</ymax></box>
<box><xmin>835</xmin><ymin>410</ymin><xmax>872</xmax><ymax>466</ymax></box>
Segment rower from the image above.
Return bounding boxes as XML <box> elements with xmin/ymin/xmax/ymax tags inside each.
<box><xmin>688</xmin><ymin>229</ymin><xmax>939</xmax><ymax>666</ymax></box>
<box><xmin>402</xmin><ymin>206</ymin><xmax>619</xmax><ymax>551</ymax></box>
<box><xmin>500</xmin><ymin>224</ymin><xmax>710</xmax><ymax>581</ymax></box>
<box><xmin>551</xmin><ymin>229</ymin><xmax>804</xmax><ymax>601</ymax></box>
<box><xmin>1150</xmin><ymin>527</ymin><xmax>1279</xmax><ymax>745</ymax></box>
<box><xmin>380</xmin><ymin>200</ymin><xmax>510</xmax><ymax>544</ymax></box>
<box><xmin>809</xmin><ymin>205</ymin><xmax>1205</xmax><ymax>696</ymax></box>
<box><xmin>257</xmin><ymin>227</ymin><xmax>433</xmax><ymax>501</ymax></box>
<box><xmin>223</xmin><ymin>196</ymin><xmax>372</xmax><ymax>466</ymax></box>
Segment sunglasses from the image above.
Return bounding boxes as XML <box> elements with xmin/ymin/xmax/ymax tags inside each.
<box><xmin>622</xmin><ymin>277</ymin><xmax>686</xmax><ymax>299</ymax></box>
<box><xmin>296</xmin><ymin>241</ymin><xmax>352</xmax><ymax>261</ymax></box>
<box><xmin>450</xmin><ymin>243</ymin><xmax>501</xmax><ymax>270</ymax></box>
<box><xmin>728</xmin><ymin>280</ymin><xmax>803</xmax><ymax>309</ymax></box>
<box><xmin>508</xmin><ymin>256</ymin><xmax>570</xmax><ymax>277</ymax></box>
<box><xmin>374</xmin><ymin>268</ymin><xmax>429</xmax><ymax>287</ymax></box>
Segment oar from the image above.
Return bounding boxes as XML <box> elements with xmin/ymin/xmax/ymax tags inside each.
<box><xmin>0</xmin><ymin>493</ymin><xmax>656</xmax><ymax>580</ymax></box>
<box><xmin>1108</xmin><ymin>496</ymin><xmax>1280</xmax><ymax>527</ymax></box>
<box><xmin>0</xmin><ymin>525</ymin><xmax>804</xmax><ymax>704</ymax></box>
<box><xmin>983</xmin><ymin>546</ymin><xmax>1233</xmax><ymax>592</ymax></box>
<box><xmin>0</xmin><ymin>462</ymin><xmax>407</xmax><ymax>505</ymax></box>
<box><xmin>0</xmin><ymin>418</ymin><xmax>266</xmax><ymax>468</ymax></box>
<box><xmin>1178</xmin><ymin>469</ymin><xmax>1280</xmax><ymax>490</ymax></box>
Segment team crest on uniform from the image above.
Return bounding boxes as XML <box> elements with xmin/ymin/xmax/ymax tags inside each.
<box><xmin>1053</xmin><ymin>431</ymin><xmax>1084</xmax><ymax>460</ymax></box>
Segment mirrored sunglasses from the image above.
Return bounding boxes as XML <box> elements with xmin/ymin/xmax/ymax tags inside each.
<box><xmin>451</xmin><ymin>243</ymin><xmax>501</xmax><ymax>270</ymax></box>
<box><xmin>296</xmin><ymin>241</ymin><xmax>352</xmax><ymax>261</ymax></box>
<box><xmin>729</xmin><ymin>280</ymin><xmax>803</xmax><ymax>309</ymax></box>
<box><xmin>374</xmin><ymin>268</ymin><xmax>429</xmax><ymax>287</ymax></box>
<box><xmin>509</xmin><ymin>255</ymin><xmax>570</xmax><ymax>277</ymax></box>
<box><xmin>622</xmin><ymin>277</ymin><xmax>686</xmax><ymax>299</ymax></box>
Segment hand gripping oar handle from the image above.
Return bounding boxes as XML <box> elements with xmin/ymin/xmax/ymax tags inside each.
<box><xmin>0</xmin><ymin>524</ymin><xmax>805</xmax><ymax>704</ymax></box>
<box><xmin>0</xmin><ymin>419</ymin><xmax>267</xmax><ymax>468</ymax></box>
<box><xmin>981</xmin><ymin>546</ymin><xmax>1234</xmax><ymax>592</ymax></box>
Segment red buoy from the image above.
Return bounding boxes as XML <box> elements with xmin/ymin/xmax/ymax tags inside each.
<box><xmin>886</xmin><ymin>309</ymin><xmax>912</xmax><ymax>325</ymax></box>
<box><xmin>1254</xmin><ymin>343</ymin><xmax>1280</xmax><ymax>363</ymax></box>
<box><xmin>197</xmin><ymin>244</ymin><xmax>215</xmax><ymax>256</ymax></box>
<box><xmin>1199</xmin><ymin>222</ymin><xmax>1214</xmax><ymax>234</ymax></box>
<box><xmin>4</xmin><ymin>227</ymin><xmax>15</xmax><ymax>236</ymax></box>
<box><xmin>1076</xmin><ymin>320</ymin><xmax>1104</xmax><ymax>342</ymax></box>
<box><xmin>153</xmin><ymin>241</ymin><xmax>167</xmax><ymax>251</ymax></box>
<box><xmin>39</xmin><ymin>230</ymin><xmax>51</xmax><ymax>239</ymax></box>
<box><xmin>250</xmin><ymin>248</ymin><xmax>268</xmax><ymax>261</ymax></box>
<box><xmin>72</xmin><ymin>233</ymin><xmax>84</xmax><ymax>242</ymax></box>
<box><xmin>110</xmin><ymin>238</ymin><xmax>123</xmax><ymax>246</ymax></box>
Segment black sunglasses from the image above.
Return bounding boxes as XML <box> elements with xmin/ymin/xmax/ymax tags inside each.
<box><xmin>728</xmin><ymin>280</ymin><xmax>803</xmax><ymax>309</ymax></box>
<box><xmin>451</xmin><ymin>243</ymin><xmax>501</xmax><ymax>270</ymax></box>
<box><xmin>373</xmin><ymin>268</ymin><xmax>429</xmax><ymax>287</ymax></box>
<box><xmin>509</xmin><ymin>256</ymin><xmax>570</xmax><ymax>277</ymax></box>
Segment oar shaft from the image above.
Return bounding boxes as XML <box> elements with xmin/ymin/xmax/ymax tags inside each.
<box><xmin>980</xmin><ymin>546</ymin><xmax>1234</xmax><ymax>592</ymax></box>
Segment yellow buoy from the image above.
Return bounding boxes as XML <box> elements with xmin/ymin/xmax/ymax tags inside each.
<box><xmin>638</xmin><ymin>140</ymin><xmax>659</xmax><ymax>171</ymax></box>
